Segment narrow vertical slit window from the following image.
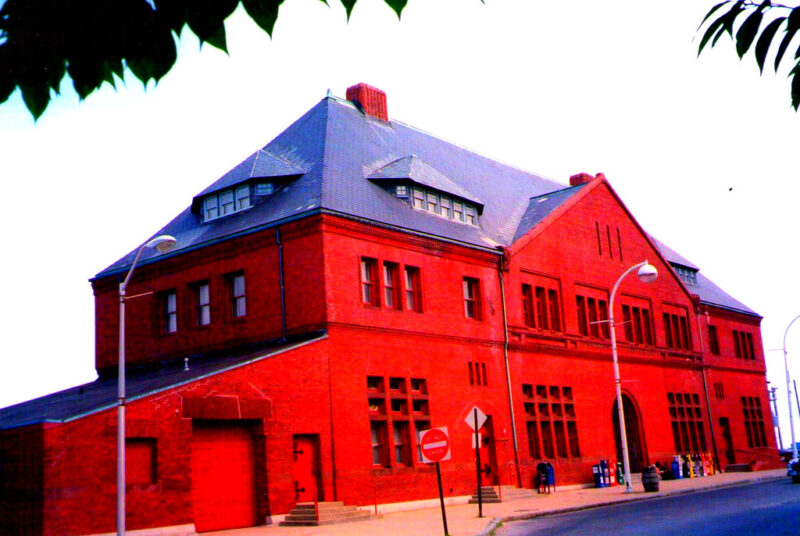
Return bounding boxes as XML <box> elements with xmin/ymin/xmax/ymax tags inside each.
<box><xmin>463</xmin><ymin>277</ymin><xmax>480</xmax><ymax>319</ymax></box>
<box><xmin>361</xmin><ymin>258</ymin><xmax>378</xmax><ymax>305</ymax></box>
<box><xmin>383</xmin><ymin>262</ymin><xmax>399</xmax><ymax>309</ymax></box>
<box><xmin>164</xmin><ymin>291</ymin><xmax>177</xmax><ymax>333</ymax></box>
<box><xmin>404</xmin><ymin>266</ymin><xmax>422</xmax><ymax>312</ymax></box>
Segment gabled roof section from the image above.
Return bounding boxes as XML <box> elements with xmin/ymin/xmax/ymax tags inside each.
<box><xmin>651</xmin><ymin>237</ymin><xmax>758</xmax><ymax>316</ymax></box>
<box><xmin>513</xmin><ymin>184</ymin><xmax>587</xmax><ymax>242</ymax></box>
<box><xmin>195</xmin><ymin>149</ymin><xmax>306</xmax><ymax>199</ymax></box>
<box><xmin>368</xmin><ymin>155</ymin><xmax>484</xmax><ymax>208</ymax></box>
<box><xmin>0</xmin><ymin>333</ymin><xmax>327</xmax><ymax>429</ymax></box>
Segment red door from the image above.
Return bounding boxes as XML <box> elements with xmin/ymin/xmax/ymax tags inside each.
<box><xmin>292</xmin><ymin>435</ymin><xmax>320</xmax><ymax>503</ymax></box>
<box><xmin>479</xmin><ymin>417</ymin><xmax>497</xmax><ymax>486</ymax></box>
<box><xmin>192</xmin><ymin>422</ymin><xmax>257</xmax><ymax>533</ymax></box>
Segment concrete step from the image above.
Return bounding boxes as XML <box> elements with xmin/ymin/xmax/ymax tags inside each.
<box><xmin>280</xmin><ymin>502</ymin><xmax>378</xmax><ymax>526</ymax></box>
<box><xmin>468</xmin><ymin>487</ymin><xmax>502</xmax><ymax>503</ymax></box>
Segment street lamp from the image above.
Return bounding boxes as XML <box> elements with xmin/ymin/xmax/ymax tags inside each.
<box><xmin>782</xmin><ymin>314</ymin><xmax>800</xmax><ymax>466</ymax></box>
<box><xmin>117</xmin><ymin>235</ymin><xmax>176</xmax><ymax>536</ymax></box>
<box><xmin>609</xmin><ymin>260</ymin><xmax>658</xmax><ymax>493</ymax></box>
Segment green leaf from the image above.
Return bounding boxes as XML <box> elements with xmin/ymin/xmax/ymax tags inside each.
<box><xmin>698</xmin><ymin>1</ymin><xmax>732</xmax><ymax>31</ymax></box>
<box><xmin>790</xmin><ymin>62</ymin><xmax>800</xmax><ymax>110</ymax></box>
<box><xmin>698</xmin><ymin>17</ymin><xmax>725</xmax><ymax>55</ymax></box>
<box><xmin>385</xmin><ymin>0</ymin><xmax>408</xmax><ymax>19</ymax></box>
<box><xmin>186</xmin><ymin>0</ymin><xmax>237</xmax><ymax>49</ymax></box>
<box><xmin>340</xmin><ymin>0</ymin><xmax>357</xmax><ymax>19</ymax></box>
<box><xmin>720</xmin><ymin>1</ymin><xmax>745</xmax><ymax>37</ymax></box>
<box><xmin>19</xmin><ymin>80</ymin><xmax>50</xmax><ymax>120</ymax></box>
<box><xmin>774</xmin><ymin>6</ymin><xmax>800</xmax><ymax>71</ymax></box>
<box><xmin>755</xmin><ymin>16</ymin><xmax>785</xmax><ymax>72</ymax></box>
<box><xmin>242</xmin><ymin>0</ymin><xmax>284</xmax><ymax>36</ymax></box>
<box><xmin>735</xmin><ymin>4</ymin><xmax>765</xmax><ymax>58</ymax></box>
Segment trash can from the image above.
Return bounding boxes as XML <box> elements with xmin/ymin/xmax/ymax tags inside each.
<box><xmin>642</xmin><ymin>465</ymin><xmax>660</xmax><ymax>492</ymax></box>
<box><xmin>546</xmin><ymin>462</ymin><xmax>555</xmax><ymax>491</ymax></box>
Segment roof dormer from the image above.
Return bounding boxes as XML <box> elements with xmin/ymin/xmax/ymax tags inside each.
<box><xmin>191</xmin><ymin>149</ymin><xmax>305</xmax><ymax>222</ymax></box>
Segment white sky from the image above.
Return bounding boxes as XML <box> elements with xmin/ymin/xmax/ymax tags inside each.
<box><xmin>1</xmin><ymin>0</ymin><xmax>799</xmax><ymax>446</ymax></box>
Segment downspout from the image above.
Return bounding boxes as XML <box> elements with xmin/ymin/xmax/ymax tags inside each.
<box><xmin>276</xmin><ymin>228</ymin><xmax>287</xmax><ymax>343</ymax></box>
<box><xmin>694</xmin><ymin>297</ymin><xmax>721</xmax><ymax>472</ymax></box>
<box><xmin>497</xmin><ymin>247</ymin><xmax>521</xmax><ymax>488</ymax></box>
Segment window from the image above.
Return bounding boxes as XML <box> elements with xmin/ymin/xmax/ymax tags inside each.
<box><xmin>621</xmin><ymin>305</ymin><xmax>653</xmax><ymax>345</ymax></box>
<box><xmin>426</xmin><ymin>192</ymin><xmax>439</xmax><ymax>215</ymax></box>
<box><xmin>393</xmin><ymin>423</ymin><xmax>410</xmax><ymax>465</ymax></box>
<box><xmin>576</xmin><ymin>295</ymin><xmax>608</xmax><ymax>339</ymax></box>
<box><xmin>522</xmin><ymin>284</ymin><xmax>562</xmax><ymax>331</ymax></box>
<box><xmin>195</xmin><ymin>282</ymin><xmax>210</xmax><ymax>326</ymax></box>
<box><xmin>714</xmin><ymin>382</ymin><xmax>725</xmax><ymax>400</ymax></box>
<box><xmin>663</xmin><ymin>312</ymin><xmax>691</xmax><ymax>350</ymax></box>
<box><xmin>383</xmin><ymin>262</ymin><xmax>400</xmax><ymax>309</ymax></box>
<box><xmin>255</xmin><ymin>182</ymin><xmax>274</xmax><ymax>196</ymax></box>
<box><xmin>522</xmin><ymin>384</ymin><xmax>580</xmax><ymax>459</ymax></box>
<box><xmin>733</xmin><ymin>330</ymin><xmax>755</xmax><ymax>360</ymax></box>
<box><xmin>203</xmin><ymin>185</ymin><xmax>253</xmax><ymax>222</ymax></box>
<box><xmin>468</xmin><ymin>362</ymin><xmax>488</xmax><ymax>386</ymax></box>
<box><xmin>674</xmin><ymin>265</ymin><xmax>698</xmax><ymax>285</ymax></box>
<box><xmin>395</xmin><ymin>184</ymin><xmax>408</xmax><ymax>198</ymax></box>
<box><xmin>404</xmin><ymin>266</ymin><xmax>422</xmax><ymax>312</ymax></box>
<box><xmin>229</xmin><ymin>273</ymin><xmax>246</xmax><ymax>318</ymax></box>
<box><xmin>404</xmin><ymin>185</ymin><xmax>478</xmax><ymax>225</ymax></box>
<box><xmin>126</xmin><ymin>438</ymin><xmax>157</xmax><ymax>485</ymax></box>
<box><xmin>708</xmin><ymin>325</ymin><xmax>720</xmax><ymax>355</ymax></box>
<box><xmin>453</xmin><ymin>201</ymin><xmax>464</xmax><ymax>222</ymax></box>
<box><xmin>163</xmin><ymin>291</ymin><xmax>177</xmax><ymax>333</ymax></box>
<box><xmin>440</xmin><ymin>197</ymin><xmax>452</xmax><ymax>219</ymax></box>
<box><xmin>412</xmin><ymin>187</ymin><xmax>426</xmax><ymax>210</ymax></box>
<box><xmin>463</xmin><ymin>277</ymin><xmax>481</xmax><ymax>320</ymax></box>
<box><xmin>367</xmin><ymin>375</ymin><xmax>429</xmax><ymax>467</ymax></box>
<box><xmin>741</xmin><ymin>396</ymin><xmax>767</xmax><ymax>448</ymax></box>
<box><xmin>361</xmin><ymin>258</ymin><xmax>378</xmax><ymax>306</ymax></box>
<box><xmin>667</xmin><ymin>392</ymin><xmax>706</xmax><ymax>453</ymax></box>
<box><xmin>465</xmin><ymin>206</ymin><xmax>477</xmax><ymax>225</ymax></box>
<box><xmin>370</xmin><ymin>422</ymin><xmax>388</xmax><ymax>467</ymax></box>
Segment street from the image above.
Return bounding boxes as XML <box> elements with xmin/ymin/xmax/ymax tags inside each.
<box><xmin>498</xmin><ymin>479</ymin><xmax>800</xmax><ymax>536</ymax></box>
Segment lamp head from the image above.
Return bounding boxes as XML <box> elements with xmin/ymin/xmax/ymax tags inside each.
<box><xmin>146</xmin><ymin>235</ymin><xmax>177</xmax><ymax>254</ymax></box>
<box><xmin>637</xmin><ymin>262</ymin><xmax>658</xmax><ymax>284</ymax></box>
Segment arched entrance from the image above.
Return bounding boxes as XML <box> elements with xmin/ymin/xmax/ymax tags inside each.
<box><xmin>612</xmin><ymin>394</ymin><xmax>646</xmax><ymax>472</ymax></box>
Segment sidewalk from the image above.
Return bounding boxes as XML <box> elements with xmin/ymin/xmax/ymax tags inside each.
<box><xmin>208</xmin><ymin>469</ymin><xmax>787</xmax><ymax>536</ymax></box>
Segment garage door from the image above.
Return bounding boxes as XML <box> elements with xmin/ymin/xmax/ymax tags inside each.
<box><xmin>191</xmin><ymin>421</ymin><xmax>257</xmax><ymax>533</ymax></box>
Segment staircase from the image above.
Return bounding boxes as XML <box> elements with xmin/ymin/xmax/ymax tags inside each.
<box><xmin>468</xmin><ymin>486</ymin><xmax>502</xmax><ymax>504</ymax></box>
<box><xmin>280</xmin><ymin>501</ymin><xmax>377</xmax><ymax>526</ymax></box>
<box><xmin>498</xmin><ymin>485</ymin><xmax>540</xmax><ymax>500</ymax></box>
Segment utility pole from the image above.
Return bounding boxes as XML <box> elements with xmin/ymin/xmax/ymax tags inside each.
<box><xmin>768</xmin><ymin>383</ymin><xmax>783</xmax><ymax>450</ymax></box>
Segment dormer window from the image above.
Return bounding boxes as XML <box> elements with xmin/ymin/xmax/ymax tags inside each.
<box><xmin>203</xmin><ymin>185</ymin><xmax>251</xmax><ymax>222</ymax></box>
<box><xmin>255</xmin><ymin>182</ymin><xmax>274</xmax><ymax>196</ymax></box>
<box><xmin>395</xmin><ymin>185</ymin><xmax>408</xmax><ymax>198</ymax></box>
<box><xmin>404</xmin><ymin>186</ymin><xmax>479</xmax><ymax>226</ymax></box>
<box><xmin>673</xmin><ymin>265</ymin><xmax>697</xmax><ymax>285</ymax></box>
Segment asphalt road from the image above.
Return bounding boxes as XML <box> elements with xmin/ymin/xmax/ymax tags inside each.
<box><xmin>498</xmin><ymin>479</ymin><xmax>800</xmax><ymax>536</ymax></box>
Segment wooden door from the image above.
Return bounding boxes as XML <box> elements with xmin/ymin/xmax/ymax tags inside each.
<box><xmin>292</xmin><ymin>435</ymin><xmax>321</xmax><ymax>503</ymax></box>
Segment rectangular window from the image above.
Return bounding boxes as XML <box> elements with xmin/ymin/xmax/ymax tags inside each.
<box><xmin>576</xmin><ymin>296</ymin><xmax>588</xmax><ymax>336</ymax></box>
<box><xmin>383</xmin><ymin>262</ymin><xmax>400</xmax><ymax>309</ymax></box>
<box><xmin>664</xmin><ymin>312</ymin><xmax>691</xmax><ymax>350</ymax></box>
<box><xmin>412</xmin><ymin>188</ymin><xmax>426</xmax><ymax>210</ymax></box>
<box><xmin>622</xmin><ymin>305</ymin><xmax>652</xmax><ymax>344</ymax></box>
<box><xmin>622</xmin><ymin>305</ymin><xmax>633</xmax><ymax>341</ymax></box>
<box><xmin>395</xmin><ymin>184</ymin><xmax>408</xmax><ymax>198</ymax></box>
<box><xmin>708</xmin><ymin>325</ymin><xmax>720</xmax><ymax>355</ymax></box>
<box><xmin>667</xmin><ymin>392</ymin><xmax>706</xmax><ymax>452</ymax></box>
<box><xmin>219</xmin><ymin>190</ymin><xmax>234</xmax><ymax>215</ymax></box>
<box><xmin>535</xmin><ymin>286</ymin><xmax>548</xmax><ymax>330</ymax></box>
<box><xmin>453</xmin><ymin>201</ymin><xmax>464</xmax><ymax>222</ymax></box>
<box><xmin>415</xmin><ymin>421</ymin><xmax>430</xmax><ymax>462</ymax></box>
<box><xmin>126</xmin><ymin>438</ymin><xmax>157</xmax><ymax>485</ymax></box>
<box><xmin>522</xmin><ymin>383</ymin><xmax>579</xmax><ymax>459</ymax></box>
<box><xmin>440</xmin><ymin>197</ymin><xmax>453</xmax><ymax>219</ymax></box>
<box><xmin>370</xmin><ymin>422</ymin><xmax>388</xmax><ymax>466</ymax></box>
<box><xmin>463</xmin><ymin>277</ymin><xmax>481</xmax><ymax>320</ymax></box>
<box><xmin>553</xmin><ymin>421</ymin><xmax>568</xmax><ymax>458</ymax></box>
<box><xmin>526</xmin><ymin>421</ymin><xmax>541</xmax><ymax>458</ymax></box>
<box><xmin>426</xmin><ymin>192</ymin><xmax>439</xmax><ymax>214</ymax></box>
<box><xmin>714</xmin><ymin>382</ymin><xmax>725</xmax><ymax>399</ymax></box>
<box><xmin>741</xmin><ymin>396</ymin><xmax>767</xmax><ymax>448</ymax></box>
<box><xmin>255</xmin><ymin>182</ymin><xmax>274</xmax><ymax>196</ymax></box>
<box><xmin>203</xmin><ymin>196</ymin><xmax>219</xmax><ymax>221</ymax></box>
<box><xmin>733</xmin><ymin>330</ymin><xmax>755</xmax><ymax>360</ymax></box>
<box><xmin>361</xmin><ymin>258</ymin><xmax>378</xmax><ymax>306</ymax></box>
<box><xmin>548</xmin><ymin>289</ymin><xmax>561</xmax><ymax>332</ymax></box>
<box><xmin>230</xmin><ymin>273</ymin><xmax>246</xmax><ymax>318</ymax></box>
<box><xmin>393</xmin><ymin>422</ymin><xmax>410</xmax><ymax>465</ymax></box>
<box><xmin>465</xmin><ymin>206</ymin><xmax>477</xmax><ymax>225</ymax></box>
<box><xmin>164</xmin><ymin>291</ymin><xmax>177</xmax><ymax>333</ymax></box>
<box><xmin>235</xmin><ymin>185</ymin><xmax>250</xmax><ymax>211</ymax></box>
<box><xmin>403</xmin><ymin>266</ymin><xmax>422</xmax><ymax>312</ymax></box>
<box><xmin>588</xmin><ymin>298</ymin><xmax>599</xmax><ymax>338</ymax></box>
<box><xmin>522</xmin><ymin>284</ymin><xmax>534</xmax><ymax>327</ymax></box>
<box><xmin>196</xmin><ymin>283</ymin><xmax>210</xmax><ymax>326</ymax></box>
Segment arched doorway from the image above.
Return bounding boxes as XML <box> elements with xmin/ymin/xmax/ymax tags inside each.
<box><xmin>612</xmin><ymin>394</ymin><xmax>646</xmax><ymax>472</ymax></box>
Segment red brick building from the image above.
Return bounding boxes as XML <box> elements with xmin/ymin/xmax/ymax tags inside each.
<box><xmin>0</xmin><ymin>84</ymin><xmax>781</xmax><ymax>535</ymax></box>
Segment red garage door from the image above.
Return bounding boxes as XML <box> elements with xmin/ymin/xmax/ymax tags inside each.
<box><xmin>191</xmin><ymin>422</ymin><xmax>257</xmax><ymax>533</ymax></box>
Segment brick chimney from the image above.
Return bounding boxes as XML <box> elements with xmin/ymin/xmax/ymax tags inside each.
<box><xmin>346</xmin><ymin>83</ymin><xmax>388</xmax><ymax>122</ymax></box>
<box><xmin>569</xmin><ymin>172</ymin><xmax>606</xmax><ymax>186</ymax></box>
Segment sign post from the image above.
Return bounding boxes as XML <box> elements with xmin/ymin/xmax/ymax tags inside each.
<box><xmin>420</xmin><ymin>427</ymin><xmax>451</xmax><ymax>536</ymax></box>
<box><xmin>465</xmin><ymin>406</ymin><xmax>487</xmax><ymax>518</ymax></box>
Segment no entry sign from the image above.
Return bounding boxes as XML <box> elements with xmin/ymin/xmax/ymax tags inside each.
<box><xmin>419</xmin><ymin>427</ymin><xmax>451</xmax><ymax>463</ymax></box>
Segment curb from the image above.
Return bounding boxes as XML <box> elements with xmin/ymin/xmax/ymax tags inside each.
<box><xmin>473</xmin><ymin>474</ymin><xmax>785</xmax><ymax>535</ymax></box>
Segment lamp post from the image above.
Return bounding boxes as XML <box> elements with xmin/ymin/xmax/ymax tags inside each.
<box><xmin>609</xmin><ymin>260</ymin><xmax>658</xmax><ymax>493</ymax></box>
<box><xmin>117</xmin><ymin>235</ymin><xmax>176</xmax><ymax>536</ymax></box>
<box><xmin>782</xmin><ymin>314</ymin><xmax>800</xmax><ymax>465</ymax></box>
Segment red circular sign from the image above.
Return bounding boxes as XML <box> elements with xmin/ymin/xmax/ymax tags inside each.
<box><xmin>420</xmin><ymin>428</ymin><xmax>450</xmax><ymax>462</ymax></box>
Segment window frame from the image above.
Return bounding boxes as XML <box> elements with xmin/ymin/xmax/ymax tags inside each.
<box><xmin>194</xmin><ymin>281</ymin><xmax>211</xmax><ymax>327</ymax></box>
<box><xmin>360</xmin><ymin>258</ymin><xmax>379</xmax><ymax>306</ymax></box>
<box><xmin>163</xmin><ymin>290</ymin><xmax>177</xmax><ymax>334</ymax></box>
<box><xmin>228</xmin><ymin>273</ymin><xmax>247</xmax><ymax>319</ymax></box>
<box><xmin>463</xmin><ymin>277</ymin><xmax>482</xmax><ymax>320</ymax></box>
<box><xmin>403</xmin><ymin>266</ymin><xmax>422</xmax><ymax>313</ymax></box>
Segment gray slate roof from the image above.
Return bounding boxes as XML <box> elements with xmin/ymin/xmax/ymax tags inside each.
<box><xmin>0</xmin><ymin>334</ymin><xmax>326</xmax><ymax>429</ymax></box>
<box><xmin>94</xmin><ymin>94</ymin><xmax>756</xmax><ymax>319</ymax></box>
